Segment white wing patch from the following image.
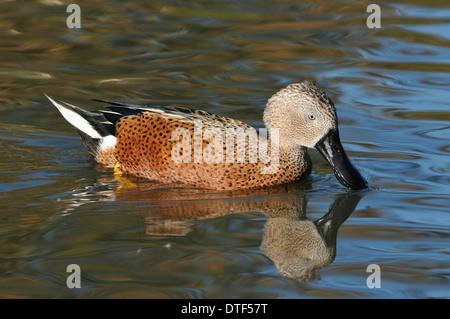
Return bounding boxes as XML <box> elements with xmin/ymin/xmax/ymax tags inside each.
<box><xmin>100</xmin><ymin>135</ymin><xmax>117</xmax><ymax>149</ymax></box>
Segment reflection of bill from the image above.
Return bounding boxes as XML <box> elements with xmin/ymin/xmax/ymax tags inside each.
<box><xmin>79</xmin><ymin>177</ymin><xmax>365</xmax><ymax>282</ymax></box>
<box><xmin>261</xmin><ymin>192</ymin><xmax>363</xmax><ymax>281</ymax></box>
<box><xmin>170</xmin><ymin>119</ymin><xmax>280</xmax><ymax>174</ymax></box>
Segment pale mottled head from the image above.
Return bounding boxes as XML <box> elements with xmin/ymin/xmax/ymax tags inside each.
<box><xmin>264</xmin><ymin>81</ymin><xmax>338</xmax><ymax>148</ymax></box>
<box><xmin>264</xmin><ymin>81</ymin><xmax>368</xmax><ymax>190</ymax></box>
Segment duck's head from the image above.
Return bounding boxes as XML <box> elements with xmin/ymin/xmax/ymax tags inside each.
<box><xmin>264</xmin><ymin>81</ymin><xmax>368</xmax><ymax>190</ymax></box>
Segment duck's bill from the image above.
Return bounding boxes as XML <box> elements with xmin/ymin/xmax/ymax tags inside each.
<box><xmin>315</xmin><ymin>130</ymin><xmax>368</xmax><ymax>190</ymax></box>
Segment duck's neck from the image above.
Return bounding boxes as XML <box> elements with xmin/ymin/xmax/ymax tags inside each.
<box><xmin>259</xmin><ymin>127</ymin><xmax>312</xmax><ymax>178</ymax></box>
<box><xmin>280</xmin><ymin>144</ymin><xmax>310</xmax><ymax>165</ymax></box>
<box><xmin>270</xmin><ymin>135</ymin><xmax>311</xmax><ymax>172</ymax></box>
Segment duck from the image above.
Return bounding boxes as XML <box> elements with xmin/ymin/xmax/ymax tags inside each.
<box><xmin>45</xmin><ymin>81</ymin><xmax>368</xmax><ymax>190</ymax></box>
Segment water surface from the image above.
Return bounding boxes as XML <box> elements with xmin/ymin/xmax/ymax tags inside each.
<box><xmin>0</xmin><ymin>0</ymin><xmax>449</xmax><ymax>298</ymax></box>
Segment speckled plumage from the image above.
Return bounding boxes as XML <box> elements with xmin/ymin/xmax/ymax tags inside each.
<box><xmin>47</xmin><ymin>81</ymin><xmax>365</xmax><ymax>190</ymax></box>
<box><xmin>100</xmin><ymin>107</ymin><xmax>310</xmax><ymax>190</ymax></box>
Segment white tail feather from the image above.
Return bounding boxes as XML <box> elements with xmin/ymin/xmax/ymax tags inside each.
<box><xmin>45</xmin><ymin>94</ymin><xmax>102</xmax><ymax>139</ymax></box>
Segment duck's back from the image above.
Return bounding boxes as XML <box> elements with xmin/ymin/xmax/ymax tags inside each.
<box><xmin>103</xmin><ymin>103</ymin><xmax>310</xmax><ymax>190</ymax></box>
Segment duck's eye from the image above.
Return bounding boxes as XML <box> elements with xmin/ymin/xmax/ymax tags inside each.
<box><xmin>308</xmin><ymin>114</ymin><xmax>316</xmax><ymax>120</ymax></box>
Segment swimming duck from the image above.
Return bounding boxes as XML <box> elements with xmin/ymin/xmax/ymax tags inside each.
<box><xmin>45</xmin><ymin>81</ymin><xmax>368</xmax><ymax>190</ymax></box>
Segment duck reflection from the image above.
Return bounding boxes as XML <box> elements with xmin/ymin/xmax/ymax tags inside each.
<box><xmin>260</xmin><ymin>192</ymin><xmax>361</xmax><ymax>281</ymax></box>
<box><xmin>94</xmin><ymin>176</ymin><xmax>363</xmax><ymax>282</ymax></box>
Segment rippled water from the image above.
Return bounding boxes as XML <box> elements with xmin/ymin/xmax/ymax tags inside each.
<box><xmin>0</xmin><ymin>0</ymin><xmax>449</xmax><ymax>299</ymax></box>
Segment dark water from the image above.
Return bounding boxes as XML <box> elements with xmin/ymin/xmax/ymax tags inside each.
<box><xmin>0</xmin><ymin>0</ymin><xmax>449</xmax><ymax>298</ymax></box>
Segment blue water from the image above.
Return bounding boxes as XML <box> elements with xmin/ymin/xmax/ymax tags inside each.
<box><xmin>0</xmin><ymin>0</ymin><xmax>448</xmax><ymax>298</ymax></box>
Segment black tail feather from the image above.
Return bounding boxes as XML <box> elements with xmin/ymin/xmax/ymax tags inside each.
<box><xmin>76</xmin><ymin>129</ymin><xmax>101</xmax><ymax>156</ymax></box>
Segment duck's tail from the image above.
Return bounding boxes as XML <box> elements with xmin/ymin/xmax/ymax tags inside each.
<box><xmin>45</xmin><ymin>94</ymin><xmax>117</xmax><ymax>158</ymax></box>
